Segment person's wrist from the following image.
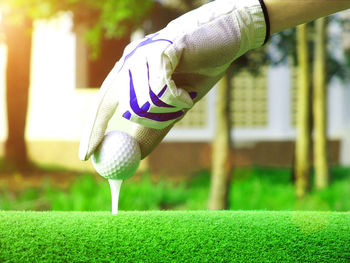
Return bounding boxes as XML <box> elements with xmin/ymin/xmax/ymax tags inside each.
<box><xmin>234</xmin><ymin>0</ymin><xmax>270</xmax><ymax>59</ymax></box>
<box><xmin>258</xmin><ymin>0</ymin><xmax>271</xmax><ymax>45</ymax></box>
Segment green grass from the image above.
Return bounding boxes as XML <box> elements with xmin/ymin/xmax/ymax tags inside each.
<box><xmin>1</xmin><ymin>166</ymin><xmax>350</xmax><ymax>211</ymax></box>
<box><xmin>0</xmin><ymin>211</ymin><xmax>349</xmax><ymax>262</ymax></box>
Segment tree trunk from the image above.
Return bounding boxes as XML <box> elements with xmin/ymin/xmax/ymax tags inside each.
<box><xmin>208</xmin><ymin>75</ymin><xmax>232</xmax><ymax>210</ymax></box>
<box><xmin>295</xmin><ymin>24</ymin><xmax>311</xmax><ymax>199</ymax></box>
<box><xmin>3</xmin><ymin>17</ymin><xmax>33</xmax><ymax>170</ymax></box>
<box><xmin>313</xmin><ymin>18</ymin><xmax>329</xmax><ymax>190</ymax></box>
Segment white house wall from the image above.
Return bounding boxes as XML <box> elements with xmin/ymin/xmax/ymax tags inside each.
<box><xmin>340</xmin><ymin>81</ymin><xmax>350</xmax><ymax>165</ymax></box>
<box><xmin>27</xmin><ymin>14</ymin><xmax>77</xmax><ymax>141</ymax></box>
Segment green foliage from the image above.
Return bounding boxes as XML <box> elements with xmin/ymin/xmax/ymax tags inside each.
<box><xmin>0</xmin><ymin>174</ymin><xmax>191</xmax><ymax>211</ymax></box>
<box><xmin>80</xmin><ymin>0</ymin><xmax>153</xmax><ymax>57</ymax></box>
<box><xmin>233</xmin><ymin>45</ymin><xmax>269</xmax><ymax>76</ymax></box>
<box><xmin>269</xmin><ymin>16</ymin><xmax>349</xmax><ymax>83</ymax></box>
<box><xmin>230</xmin><ymin>167</ymin><xmax>296</xmax><ymax>210</ymax></box>
<box><xmin>1</xmin><ymin>210</ymin><xmax>350</xmax><ymax>262</ymax></box>
<box><xmin>1</xmin><ymin>0</ymin><xmax>153</xmax><ymax>55</ymax></box>
<box><xmin>1</xmin><ymin>166</ymin><xmax>350</xmax><ymax>212</ymax></box>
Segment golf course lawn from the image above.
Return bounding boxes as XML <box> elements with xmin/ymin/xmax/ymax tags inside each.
<box><xmin>1</xmin><ymin>211</ymin><xmax>349</xmax><ymax>262</ymax></box>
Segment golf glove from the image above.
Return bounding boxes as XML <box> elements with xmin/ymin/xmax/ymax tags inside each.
<box><xmin>79</xmin><ymin>0</ymin><xmax>269</xmax><ymax>161</ymax></box>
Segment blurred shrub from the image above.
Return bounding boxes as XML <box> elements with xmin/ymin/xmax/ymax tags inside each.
<box><xmin>0</xmin><ymin>166</ymin><xmax>349</xmax><ymax>211</ymax></box>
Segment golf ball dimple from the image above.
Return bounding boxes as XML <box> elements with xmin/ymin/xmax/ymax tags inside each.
<box><xmin>92</xmin><ymin>130</ymin><xmax>141</xmax><ymax>180</ymax></box>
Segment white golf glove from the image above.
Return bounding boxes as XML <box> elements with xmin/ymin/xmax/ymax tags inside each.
<box><xmin>79</xmin><ymin>0</ymin><xmax>269</xmax><ymax>161</ymax></box>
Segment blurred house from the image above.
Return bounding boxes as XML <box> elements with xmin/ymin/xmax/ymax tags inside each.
<box><xmin>1</xmin><ymin>13</ymin><xmax>350</xmax><ymax>176</ymax></box>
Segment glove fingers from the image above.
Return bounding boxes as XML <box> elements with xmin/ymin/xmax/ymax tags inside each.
<box><xmin>79</xmin><ymin>76</ymin><xmax>120</xmax><ymax>161</ymax></box>
<box><xmin>115</xmin><ymin>58</ymin><xmax>194</xmax><ymax>129</ymax></box>
<box><xmin>161</xmin><ymin>81</ymin><xmax>194</xmax><ymax>109</ymax></box>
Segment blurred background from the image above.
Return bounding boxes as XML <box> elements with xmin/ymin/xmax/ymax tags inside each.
<box><xmin>1</xmin><ymin>0</ymin><xmax>350</xmax><ymax>212</ymax></box>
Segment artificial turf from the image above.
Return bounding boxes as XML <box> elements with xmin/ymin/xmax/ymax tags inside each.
<box><xmin>0</xmin><ymin>211</ymin><xmax>349</xmax><ymax>262</ymax></box>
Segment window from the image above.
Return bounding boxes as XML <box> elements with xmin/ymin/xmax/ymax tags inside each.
<box><xmin>230</xmin><ymin>69</ymin><xmax>268</xmax><ymax>127</ymax></box>
<box><xmin>75</xmin><ymin>25</ymin><xmax>130</xmax><ymax>89</ymax></box>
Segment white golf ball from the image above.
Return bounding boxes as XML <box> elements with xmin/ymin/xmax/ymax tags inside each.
<box><xmin>91</xmin><ymin>130</ymin><xmax>141</xmax><ymax>180</ymax></box>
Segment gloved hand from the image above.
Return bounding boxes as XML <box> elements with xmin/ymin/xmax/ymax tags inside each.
<box><xmin>79</xmin><ymin>0</ymin><xmax>269</xmax><ymax>161</ymax></box>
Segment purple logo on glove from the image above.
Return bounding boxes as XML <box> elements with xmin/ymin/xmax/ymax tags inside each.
<box><xmin>120</xmin><ymin>33</ymin><xmax>186</xmax><ymax>123</ymax></box>
<box><xmin>123</xmin><ymin>70</ymin><xmax>184</xmax><ymax>122</ymax></box>
<box><xmin>120</xmin><ymin>33</ymin><xmax>198</xmax><ymax>124</ymax></box>
<box><xmin>146</xmin><ymin>62</ymin><xmax>175</xmax><ymax>109</ymax></box>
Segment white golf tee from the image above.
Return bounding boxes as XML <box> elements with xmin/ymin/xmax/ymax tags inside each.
<box><xmin>108</xmin><ymin>179</ymin><xmax>123</xmax><ymax>215</ymax></box>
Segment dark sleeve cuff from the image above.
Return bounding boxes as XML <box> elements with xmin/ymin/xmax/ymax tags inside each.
<box><xmin>258</xmin><ymin>0</ymin><xmax>270</xmax><ymax>45</ymax></box>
